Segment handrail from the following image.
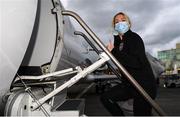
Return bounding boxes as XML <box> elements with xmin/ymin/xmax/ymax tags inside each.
<box><xmin>74</xmin><ymin>31</ymin><xmax>122</xmax><ymax>81</ymax></box>
<box><xmin>62</xmin><ymin>10</ymin><xmax>166</xmax><ymax>116</ymax></box>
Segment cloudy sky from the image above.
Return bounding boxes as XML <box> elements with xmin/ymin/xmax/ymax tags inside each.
<box><xmin>61</xmin><ymin>0</ymin><xmax>180</xmax><ymax>57</ymax></box>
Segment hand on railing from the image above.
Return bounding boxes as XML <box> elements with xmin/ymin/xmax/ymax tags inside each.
<box><xmin>107</xmin><ymin>40</ymin><xmax>114</xmax><ymax>51</ymax></box>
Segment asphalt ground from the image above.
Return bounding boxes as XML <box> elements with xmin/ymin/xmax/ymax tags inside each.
<box><xmin>79</xmin><ymin>85</ymin><xmax>180</xmax><ymax>116</ymax></box>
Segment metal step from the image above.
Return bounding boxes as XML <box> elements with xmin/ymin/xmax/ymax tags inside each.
<box><xmin>51</xmin><ymin>99</ymin><xmax>85</xmax><ymax>116</ymax></box>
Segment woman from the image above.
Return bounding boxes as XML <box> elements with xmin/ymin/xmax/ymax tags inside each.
<box><xmin>100</xmin><ymin>12</ymin><xmax>157</xmax><ymax>116</ymax></box>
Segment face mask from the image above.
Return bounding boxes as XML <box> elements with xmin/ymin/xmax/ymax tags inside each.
<box><xmin>114</xmin><ymin>21</ymin><xmax>129</xmax><ymax>34</ymax></box>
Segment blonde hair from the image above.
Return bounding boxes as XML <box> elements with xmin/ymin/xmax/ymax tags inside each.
<box><xmin>112</xmin><ymin>12</ymin><xmax>131</xmax><ymax>28</ymax></box>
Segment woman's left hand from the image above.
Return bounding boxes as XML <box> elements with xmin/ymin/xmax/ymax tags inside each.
<box><xmin>107</xmin><ymin>40</ymin><xmax>114</xmax><ymax>51</ymax></box>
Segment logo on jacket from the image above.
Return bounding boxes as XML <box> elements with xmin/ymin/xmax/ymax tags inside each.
<box><xmin>119</xmin><ymin>43</ymin><xmax>124</xmax><ymax>51</ymax></box>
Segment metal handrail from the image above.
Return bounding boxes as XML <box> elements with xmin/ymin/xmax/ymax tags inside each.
<box><xmin>74</xmin><ymin>31</ymin><xmax>122</xmax><ymax>81</ymax></box>
<box><xmin>62</xmin><ymin>10</ymin><xmax>166</xmax><ymax>116</ymax></box>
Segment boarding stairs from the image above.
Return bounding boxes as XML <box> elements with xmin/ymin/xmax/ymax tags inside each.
<box><xmin>5</xmin><ymin>0</ymin><xmax>166</xmax><ymax>116</ymax></box>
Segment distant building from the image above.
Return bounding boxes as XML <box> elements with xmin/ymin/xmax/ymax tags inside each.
<box><xmin>157</xmin><ymin>43</ymin><xmax>180</xmax><ymax>74</ymax></box>
<box><xmin>176</xmin><ymin>43</ymin><xmax>180</xmax><ymax>49</ymax></box>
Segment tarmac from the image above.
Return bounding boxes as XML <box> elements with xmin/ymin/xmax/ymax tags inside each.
<box><xmin>74</xmin><ymin>84</ymin><xmax>180</xmax><ymax>116</ymax></box>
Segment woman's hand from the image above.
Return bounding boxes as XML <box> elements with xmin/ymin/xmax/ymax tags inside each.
<box><xmin>107</xmin><ymin>40</ymin><xmax>114</xmax><ymax>51</ymax></box>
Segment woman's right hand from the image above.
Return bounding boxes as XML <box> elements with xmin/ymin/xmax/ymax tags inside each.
<box><xmin>107</xmin><ymin>40</ymin><xmax>114</xmax><ymax>51</ymax></box>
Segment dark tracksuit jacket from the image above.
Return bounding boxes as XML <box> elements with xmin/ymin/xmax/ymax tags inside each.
<box><xmin>100</xmin><ymin>30</ymin><xmax>157</xmax><ymax>116</ymax></box>
<box><xmin>111</xmin><ymin>30</ymin><xmax>157</xmax><ymax>97</ymax></box>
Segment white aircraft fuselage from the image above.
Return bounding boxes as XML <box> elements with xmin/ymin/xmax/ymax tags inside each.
<box><xmin>0</xmin><ymin>0</ymin><xmax>38</xmax><ymax>114</ymax></box>
<box><xmin>0</xmin><ymin>0</ymin><xmax>95</xmax><ymax>115</ymax></box>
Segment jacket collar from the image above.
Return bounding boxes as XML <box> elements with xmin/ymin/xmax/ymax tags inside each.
<box><xmin>123</xmin><ymin>29</ymin><xmax>132</xmax><ymax>37</ymax></box>
<box><xmin>114</xmin><ymin>29</ymin><xmax>132</xmax><ymax>41</ymax></box>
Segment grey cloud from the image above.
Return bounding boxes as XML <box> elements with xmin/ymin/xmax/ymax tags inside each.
<box><xmin>66</xmin><ymin>0</ymin><xmax>163</xmax><ymax>32</ymax></box>
<box><xmin>63</xmin><ymin>0</ymin><xmax>180</xmax><ymax>56</ymax></box>
<box><xmin>146</xmin><ymin>26</ymin><xmax>180</xmax><ymax>45</ymax></box>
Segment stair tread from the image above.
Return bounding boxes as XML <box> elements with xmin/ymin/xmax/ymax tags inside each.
<box><xmin>56</xmin><ymin>100</ymin><xmax>84</xmax><ymax>111</ymax></box>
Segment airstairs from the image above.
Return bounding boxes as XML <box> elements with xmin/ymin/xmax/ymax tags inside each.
<box><xmin>5</xmin><ymin>0</ymin><xmax>166</xmax><ymax>116</ymax></box>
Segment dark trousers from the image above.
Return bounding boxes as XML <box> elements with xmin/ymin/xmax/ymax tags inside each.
<box><xmin>100</xmin><ymin>83</ymin><xmax>157</xmax><ymax>116</ymax></box>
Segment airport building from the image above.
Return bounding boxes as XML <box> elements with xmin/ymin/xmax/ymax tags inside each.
<box><xmin>157</xmin><ymin>43</ymin><xmax>180</xmax><ymax>74</ymax></box>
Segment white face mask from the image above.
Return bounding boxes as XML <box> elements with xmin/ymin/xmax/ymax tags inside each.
<box><xmin>114</xmin><ymin>21</ymin><xmax>129</xmax><ymax>35</ymax></box>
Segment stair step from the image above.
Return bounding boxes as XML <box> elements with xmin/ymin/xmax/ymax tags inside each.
<box><xmin>51</xmin><ymin>99</ymin><xmax>85</xmax><ymax>116</ymax></box>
